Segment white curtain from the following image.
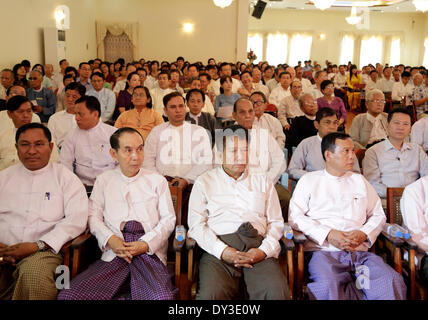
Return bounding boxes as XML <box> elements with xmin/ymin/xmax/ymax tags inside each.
<box><xmin>96</xmin><ymin>21</ymin><xmax>139</xmax><ymax>61</ymax></box>
<box><xmin>423</xmin><ymin>38</ymin><xmax>428</xmax><ymax>68</ymax></box>
<box><xmin>288</xmin><ymin>34</ymin><xmax>312</xmax><ymax>67</ymax></box>
<box><xmin>389</xmin><ymin>37</ymin><xmax>401</xmax><ymax>66</ymax></box>
<box><xmin>339</xmin><ymin>34</ymin><xmax>354</xmax><ymax>65</ymax></box>
<box><xmin>266</xmin><ymin>33</ymin><xmax>288</xmax><ymax>66</ymax></box>
<box><xmin>247</xmin><ymin>33</ymin><xmax>263</xmax><ymax>64</ymax></box>
<box><xmin>359</xmin><ymin>35</ymin><xmax>383</xmax><ymax>67</ymax></box>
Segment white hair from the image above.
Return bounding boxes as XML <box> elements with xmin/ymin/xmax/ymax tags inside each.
<box><xmin>366</xmin><ymin>89</ymin><xmax>384</xmax><ymax>102</ymax></box>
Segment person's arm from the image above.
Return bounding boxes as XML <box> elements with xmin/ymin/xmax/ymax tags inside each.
<box><xmin>362</xmin><ymin>148</ymin><xmax>387</xmax><ymax>198</ymax></box>
<box><xmin>44</xmin><ymin>90</ymin><xmax>57</xmax><ymax>117</ymax></box>
<box><xmin>102</xmin><ymin>91</ymin><xmax>116</xmax><ymax>122</ymax></box>
<box><xmin>185</xmin><ymin>128</ymin><xmax>213</xmax><ymax>183</ymax></box>
<box><xmin>268</xmin><ymin>88</ymin><xmax>278</xmax><ymax>106</ymax></box>
<box><xmin>204</xmin><ymin>96</ymin><xmax>215</xmax><ymax>116</ymax></box>
<box><xmin>410</xmin><ymin>122</ymin><xmax>423</xmax><ymax>148</ymax></box>
<box><xmin>264</xmin><ymin>132</ymin><xmax>286</xmax><ymax>184</ymax></box>
<box><xmin>142</xmin><ymin>129</ymin><xmax>159</xmax><ymax>173</ymax></box>
<box><xmin>418</xmin><ymin>146</ymin><xmax>428</xmax><ymax>178</ymax></box>
<box><xmin>271</xmin><ymin>116</ymin><xmax>285</xmax><ymax>149</ymax></box>
<box><xmin>349</xmin><ymin>116</ymin><xmax>365</xmax><ymax>149</ymax></box>
<box><xmin>391</xmin><ymin>83</ymin><xmax>401</xmax><ymax>101</ymax></box>
<box><xmin>277</xmin><ymin>99</ymin><xmax>290</xmax><ymax>129</ymax></box>
<box><xmin>287</xmin><ymin>142</ymin><xmax>308</xmax><ymax>180</ymax></box>
<box><xmin>58</xmin><ymin>132</ymin><xmax>75</xmax><ymax>173</ymax></box>
<box><xmin>114</xmin><ymin>113</ymin><xmax>125</xmax><ymax>129</ymax></box>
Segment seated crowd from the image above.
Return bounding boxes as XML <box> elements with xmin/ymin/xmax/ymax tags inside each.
<box><xmin>0</xmin><ymin>56</ymin><xmax>428</xmax><ymax>300</ymax></box>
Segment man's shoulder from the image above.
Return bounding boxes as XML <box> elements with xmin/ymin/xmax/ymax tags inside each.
<box><xmin>99</xmin><ymin>121</ymin><xmax>118</xmax><ymax>134</ymax></box>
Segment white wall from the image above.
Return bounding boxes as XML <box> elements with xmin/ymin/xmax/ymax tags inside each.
<box><xmin>0</xmin><ymin>0</ymin><xmax>97</xmax><ymax>70</ymax></box>
<box><xmin>248</xmin><ymin>9</ymin><xmax>428</xmax><ymax>67</ymax></box>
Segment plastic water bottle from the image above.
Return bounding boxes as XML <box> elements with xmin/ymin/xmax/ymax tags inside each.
<box><xmin>284</xmin><ymin>223</ymin><xmax>293</xmax><ymax>240</ymax></box>
<box><xmin>384</xmin><ymin>223</ymin><xmax>404</xmax><ymax>238</ymax></box>
<box><xmin>392</xmin><ymin>224</ymin><xmax>411</xmax><ymax>240</ymax></box>
<box><xmin>175</xmin><ymin>225</ymin><xmax>186</xmax><ymax>242</ymax></box>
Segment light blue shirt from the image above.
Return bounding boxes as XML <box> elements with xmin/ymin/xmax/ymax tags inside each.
<box><xmin>87</xmin><ymin>88</ymin><xmax>116</xmax><ymax>122</ymax></box>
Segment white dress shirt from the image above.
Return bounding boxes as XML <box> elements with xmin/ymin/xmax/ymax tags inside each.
<box><xmin>309</xmin><ymin>86</ymin><xmax>323</xmax><ymax>99</ymax></box>
<box><xmin>333</xmin><ymin>73</ymin><xmax>347</xmax><ymax>89</ymax></box>
<box><xmin>377</xmin><ymin>78</ymin><xmax>395</xmax><ymax>93</ymax></box>
<box><xmin>266</xmin><ymin>78</ymin><xmax>278</xmax><ymax>93</ymax></box>
<box><xmin>295</xmin><ymin>78</ymin><xmax>312</xmax><ymax>94</ymax></box>
<box><xmin>0</xmin><ymin>162</ymin><xmax>88</xmax><ymax>253</ymax></box>
<box><xmin>184</xmin><ymin>94</ymin><xmax>215</xmax><ymax>116</ymax></box>
<box><xmin>253</xmin><ymin>113</ymin><xmax>285</xmax><ymax>149</ymax></box>
<box><xmin>59</xmin><ymin>120</ymin><xmax>118</xmax><ymax>186</ymax></box>
<box><xmin>0</xmin><ymin>126</ymin><xmax>59</xmax><ymax>171</ymax></box>
<box><xmin>113</xmin><ymin>79</ymin><xmax>126</xmax><ymax>95</ymax></box>
<box><xmin>363</xmin><ymin>139</ymin><xmax>428</xmax><ymax>198</ymax></box>
<box><xmin>144</xmin><ymin>75</ymin><xmax>157</xmax><ymax>90</ymax></box>
<box><xmin>278</xmin><ymin>95</ymin><xmax>304</xmax><ymax>128</ymax></box>
<box><xmin>47</xmin><ymin>110</ymin><xmax>77</xmax><ymax>148</ymax></box>
<box><xmin>150</xmin><ymin>87</ymin><xmax>173</xmax><ymax>115</ymax></box>
<box><xmin>392</xmin><ymin>82</ymin><xmax>414</xmax><ymax>106</ymax></box>
<box><xmin>401</xmin><ymin>175</ymin><xmax>428</xmax><ymax>252</ymax></box>
<box><xmin>142</xmin><ymin>121</ymin><xmax>213</xmax><ymax>184</ymax></box>
<box><xmin>289</xmin><ymin>170</ymin><xmax>386</xmax><ymax>251</ymax></box>
<box><xmin>269</xmin><ymin>85</ymin><xmax>291</xmax><ymax>106</ymax></box>
<box><xmin>411</xmin><ymin>116</ymin><xmax>428</xmax><ymax>151</ymax></box>
<box><xmin>86</xmin><ymin>88</ymin><xmax>116</xmax><ymax>122</ymax></box>
<box><xmin>188</xmin><ymin>167</ymin><xmax>284</xmax><ymax>260</ymax></box>
<box><xmin>0</xmin><ymin>110</ymin><xmax>40</xmax><ymax>136</ymax></box>
<box><xmin>288</xmin><ymin>134</ymin><xmax>360</xmax><ymax>180</ymax></box>
<box><xmin>88</xmin><ymin>168</ymin><xmax>176</xmax><ymax>265</ymax></box>
<box><xmin>253</xmin><ymin>81</ymin><xmax>270</xmax><ymax>99</ymax></box>
<box><xmin>212</xmin><ymin>77</ymin><xmax>242</xmax><ymax>96</ymax></box>
<box><xmin>365</xmin><ymin>79</ymin><xmax>379</xmax><ymax>92</ymax></box>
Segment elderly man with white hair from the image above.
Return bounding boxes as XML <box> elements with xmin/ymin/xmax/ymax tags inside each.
<box><xmin>349</xmin><ymin>89</ymin><xmax>388</xmax><ymax>149</ymax></box>
<box><xmin>412</xmin><ymin>73</ymin><xmax>428</xmax><ymax>118</ymax></box>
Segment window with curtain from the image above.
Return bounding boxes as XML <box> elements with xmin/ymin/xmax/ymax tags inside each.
<box><xmin>423</xmin><ymin>38</ymin><xmax>428</xmax><ymax>68</ymax></box>
<box><xmin>288</xmin><ymin>34</ymin><xmax>312</xmax><ymax>67</ymax></box>
<box><xmin>359</xmin><ymin>35</ymin><xmax>383</xmax><ymax>67</ymax></box>
<box><xmin>390</xmin><ymin>38</ymin><xmax>401</xmax><ymax>66</ymax></box>
<box><xmin>247</xmin><ymin>33</ymin><xmax>263</xmax><ymax>64</ymax></box>
<box><xmin>339</xmin><ymin>35</ymin><xmax>354</xmax><ymax>65</ymax></box>
<box><xmin>266</xmin><ymin>33</ymin><xmax>288</xmax><ymax>66</ymax></box>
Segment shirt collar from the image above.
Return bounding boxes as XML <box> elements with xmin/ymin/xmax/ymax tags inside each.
<box><xmin>118</xmin><ymin>167</ymin><xmax>143</xmax><ymax>183</ymax></box>
<box><xmin>219</xmin><ymin>165</ymin><xmax>248</xmax><ymax>182</ymax></box>
<box><xmin>189</xmin><ymin>112</ymin><xmax>201</xmax><ymax>121</ymax></box>
<box><xmin>21</xmin><ymin>162</ymin><xmax>52</xmax><ymax>176</ymax></box>
<box><xmin>305</xmin><ymin>114</ymin><xmax>316</xmax><ymax>121</ymax></box>
<box><xmin>384</xmin><ymin>138</ymin><xmax>411</xmax><ymax>151</ymax></box>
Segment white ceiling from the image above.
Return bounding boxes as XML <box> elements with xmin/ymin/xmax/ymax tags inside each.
<box><xmin>249</xmin><ymin>0</ymin><xmax>422</xmax><ymax>13</ymax></box>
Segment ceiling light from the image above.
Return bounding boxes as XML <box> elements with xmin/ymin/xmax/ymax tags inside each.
<box><xmin>213</xmin><ymin>0</ymin><xmax>233</xmax><ymax>9</ymax></box>
<box><xmin>312</xmin><ymin>0</ymin><xmax>335</xmax><ymax>10</ymax></box>
<box><xmin>346</xmin><ymin>6</ymin><xmax>362</xmax><ymax>25</ymax></box>
<box><xmin>183</xmin><ymin>22</ymin><xmax>194</xmax><ymax>33</ymax></box>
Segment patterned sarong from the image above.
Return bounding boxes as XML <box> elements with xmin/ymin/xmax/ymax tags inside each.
<box><xmin>57</xmin><ymin>220</ymin><xmax>177</xmax><ymax>300</ymax></box>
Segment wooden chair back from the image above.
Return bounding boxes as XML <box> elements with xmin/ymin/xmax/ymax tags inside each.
<box><xmin>386</xmin><ymin>187</ymin><xmax>405</xmax><ymax>225</ymax></box>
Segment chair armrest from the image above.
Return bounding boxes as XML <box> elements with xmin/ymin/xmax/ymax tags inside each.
<box><xmin>403</xmin><ymin>238</ymin><xmax>420</xmax><ymax>251</ymax></box>
<box><xmin>70</xmin><ymin>233</ymin><xmax>92</xmax><ymax>250</ymax></box>
<box><xmin>60</xmin><ymin>240</ymin><xmax>73</xmax><ymax>253</ymax></box>
<box><xmin>173</xmin><ymin>238</ymin><xmax>185</xmax><ymax>252</ymax></box>
<box><xmin>293</xmin><ymin>230</ymin><xmax>307</xmax><ymax>245</ymax></box>
<box><xmin>380</xmin><ymin>231</ymin><xmax>405</xmax><ymax>247</ymax></box>
<box><xmin>186</xmin><ymin>237</ymin><xmax>196</xmax><ymax>250</ymax></box>
<box><xmin>281</xmin><ymin>236</ymin><xmax>295</xmax><ymax>250</ymax></box>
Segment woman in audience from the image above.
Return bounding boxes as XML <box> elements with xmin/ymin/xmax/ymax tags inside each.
<box><xmin>12</xmin><ymin>64</ymin><xmax>28</xmax><ymax>88</ymax></box>
<box><xmin>213</xmin><ymin>75</ymin><xmax>240</xmax><ymax>120</ymax></box>
<box><xmin>346</xmin><ymin>64</ymin><xmax>363</xmax><ymax>111</ymax></box>
<box><xmin>115</xmin><ymin>86</ymin><xmax>163</xmax><ymax>141</ymax></box>
<box><xmin>317</xmin><ymin>79</ymin><xmax>347</xmax><ymax>131</ymax></box>
<box><xmin>113</xmin><ymin>61</ymin><xmax>124</xmax><ymax>79</ymax></box>
<box><xmin>114</xmin><ymin>72</ymin><xmax>141</xmax><ymax>120</ymax></box>
<box><xmin>101</xmin><ymin>62</ymin><xmax>115</xmax><ymax>87</ymax></box>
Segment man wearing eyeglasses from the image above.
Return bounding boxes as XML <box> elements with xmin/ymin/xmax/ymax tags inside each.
<box><xmin>0</xmin><ymin>95</ymin><xmax>58</xmax><ymax>171</ymax></box>
<box><xmin>26</xmin><ymin>70</ymin><xmax>56</xmax><ymax>123</ymax></box>
<box><xmin>0</xmin><ymin>122</ymin><xmax>87</xmax><ymax>299</ymax></box>
<box><xmin>349</xmin><ymin>89</ymin><xmax>389</xmax><ymax>150</ymax></box>
<box><xmin>86</xmin><ymin>72</ymin><xmax>116</xmax><ymax>123</ymax></box>
<box><xmin>363</xmin><ymin>108</ymin><xmax>428</xmax><ymax>199</ymax></box>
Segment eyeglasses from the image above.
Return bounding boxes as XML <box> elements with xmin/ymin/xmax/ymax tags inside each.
<box><xmin>133</xmin><ymin>94</ymin><xmax>146</xmax><ymax>98</ymax></box>
<box><xmin>28</xmin><ymin>77</ymin><xmax>39</xmax><ymax>80</ymax></box>
<box><xmin>371</xmin><ymin>99</ymin><xmax>386</xmax><ymax>104</ymax></box>
<box><xmin>17</xmin><ymin>142</ymin><xmax>49</xmax><ymax>150</ymax></box>
<box><xmin>252</xmin><ymin>101</ymin><xmax>264</xmax><ymax>106</ymax></box>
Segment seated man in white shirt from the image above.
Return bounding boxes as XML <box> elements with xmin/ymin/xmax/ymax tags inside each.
<box><xmin>400</xmin><ymin>175</ymin><xmax>428</xmax><ymax>285</ymax></box>
<box><xmin>150</xmin><ymin>70</ymin><xmax>173</xmax><ymax>116</ymax></box>
<box><xmin>143</xmin><ymin>92</ymin><xmax>213</xmax><ymax>225</ymax></box>
<box><xmin>310</xmin><ymin>71</ymin><xmax>328</xmax><ymax>99</ymax></box>
<box><xmin>249</xmin><ymin>91</ymin><xmax>285</xmax><ymax>149</ymax></box>
<box><xmin>58</xmin><ymin>127</ymin><xmax>177</xmax><ymax>300</ymax></box>
<box><xmin>59</xmin><ymin>95</ymin><xmax>117</xmax><ymax>190</ymax></box>
<box><xmin>278</xmin><ymin>80</ymin><xmax>305</xmax><ymax>131</ymax></box>
<box><xmin>392</xmin><ymin>71</ymin><xmax>414</xmax><ymax>108</ymax></box>
<box><xmin>0</xmin><ymin>123</ymin><xmax>88</xmax><ymax>300</ymax></box>
<box><xmin>365</xmin><ymin>70</ymin><xmax>380</xmax><ymax>92</ymax></box>
<box><xmin>349</xmin><ymin>89</ymin><xmax>388</xmax><ymax>149</ymax></box>
<box><xmin>363</xmin><ymin>108</ymin><xmax>428</xmax><ymax>199</ymax></box>
<box><xmin>269</xmin><ymin>71</ymin><xmax>292</xmax><ymax>107</ymax></box>
<box><xmin>47</xmin><ymin>82</ymin><xmax>85</xmax><ymax>149</ymax></box>
<box><xmin>411</xmin><ymin>114</ymin><xmax>428</xmax><ymax>152</ymax></box>
<box><xmin>188</xmin><ymin>124</ymin><xmax>290</xmax><ymax>300</ymax></box>
<box><xmin>86</xmin><ymin>72</ymin><xmax>116</xmax><ymax>123</ymax></box>
<box><xmin>289</xmin><ymin>132</ymin><xmax>406</xmax><ymax>300</ymax></box>
<box><xmin>288</xmin><ymin>107</ymin><xmax>360</xmax><ymax>180</ymax></box>
<box><xmin>1</xmin><ymin>96</ymin><xmax>58</xmax><ymax>171</ymax></box>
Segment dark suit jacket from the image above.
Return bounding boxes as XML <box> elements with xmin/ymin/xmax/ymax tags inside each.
<box><xmin>286</xmin><ymin>115</ymin><xmax>317</xmax><ymax>152</ymax></box>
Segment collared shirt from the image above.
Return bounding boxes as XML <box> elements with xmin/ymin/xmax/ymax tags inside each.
<box><xmin>289</xmin><ymin>170</ymin><xmax>386</xmax><ymax>252</ymax></box>
<box><xmin>365</xmin><ymin>79</ymin><xmax>379</xmax><ymax>92</ymax></box>
<box><xmin>253</xmin><ymin>113</ymin><xmax>285</xmax><ymax>149</ymax></box>
<box><xmin>150</xmin><ymin>87</ymin><xmax>173</xmax><ymax>115</ymax></box>
<box><xmin>144</xmin><ymin>75</ymin><xmax>157</xmax><ymax>90</ymax></box>
<box><xmin>400</xmin><ymin>175</ymin><xmax>428</xmax><ymax>252</ymax></box>
<box><xmin>253</xmin><ymin>82</ymin><xmax>270</xmax><ymax>99</ymax></box>
<box><xmin>89</xmin><ymin>168</ymin><xmax>175</xmax><ymax>265</ymax></box>
<box><xmin>76</xmin><ymin>77</ymin><xmax>93</xmax><ymax>92</ymax></box>
<box><xmin>142</xmin><ymin>121</ymin><xmax>213</xmax><ymax>184</ymax></box>
<box><xmin>86</xmin><ymin>88</ymin><xmax>116</xmax><ymax>122</ymax></box>
<box><xmin>113</xmin><ymin>79</ymin><xmax>126</xmax><ymax>94</ymax></box>
<box><xmin>0</xmin><ymin>110</ymin><xmax>40</xmax><ymax>136</ymax></box>
<box><xmin>0</xmin><ymin>162</ymin><xmax>88</xmax><ymax>253</ymax></box>
<box><xmin>366</xmin><ymin>112</ymin><xmax>388</xmax><ymax>145</ymax></box>
<box><xmin>59</xmin><ymin>120</ymin><xmax>118</xmax><ymax>186</ymax></box>
<box><xmin>349</xmin><ymin>112</ymin><xmax>388</xmax><ymax>149</ymax></box>
<box><xmin>411</xmin><ymin>116</ymin><xmax>428</xmax><ymax>151</ymax></box>
<box><xmin>26</xmin><ymin>87</ymin><xmax>57</xmax><ymax>122</ymax></box>
<box><xmin>392</xmin><ymin>81</ymin><xmax>414</xmax><ymax>105</ymax></box>
<box><xmin>309</xmin><ymin>86</ymin><xmax>323</xmax><ymax>100</ymax></box>
<box><xmin>333</xmin><ymin>72</ymin><xmax>347</xmax><ymax>89</ymax></box>
<box><xmin>362</xmin><ymin>139</ymin><xmax>428</xmax><ymax>198</ymax></box>
<box><xmin>0</xmin><ymin>126</ymin><xmax>59</xmax><ymax>171</ymax></box>
<box><xmin>412</xmin><ymin>85</ymin><xmax>428</xmax><ymax>116</ymax></box>
<box><xmin>188</xmin><ymin>166</ymin><xmax>284</xmax><ymax>260</ymax></box>
<box><xmin>47</xmin><ymin>110</ymin><xmax>77</xmax><ymax>148</ymax></box>
<box><xmin>269</xmin><ymin>85</ymin><xmax>291</xmax><ymax>106</ymax></box>
<box><xmin>288</xmin><ymin>134</ymin><xmax>360</xmax><ymax>180</ymax></box>
<box><xmin>377</xmin><ymin>78</ymin><xmax>395</xmax><ymax>93</ymax></box>
<box><xmin>266</xmin><ymin>78</ymin><xmax>278</xmax><ymax>93</ymax></box>
<box><xmin>212</xmin><ymin>77</ymin><xmax>242</xmax><ymax>96</ymax></box>
<box><xmin>316</xmin><ymin>97</ymin><xmax>347</xmax><ymax>120</ymax></box>
<box><xmin>278</xmin><ymin>95</ymin><xmax>304</xmax><ymax>128</ymax></box>
<box><xmin>115</xmin><ymin>107</ymin><xmax>164</xmax><ymax>141</ymax></box>
<box><xmin>184</xmin><ymin>94</ymin><xmax>215</xmax><ymax>116</ymax></box>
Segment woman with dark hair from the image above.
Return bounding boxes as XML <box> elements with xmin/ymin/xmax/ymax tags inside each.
<box><xmin>114</xmin><ymin>86</ymin><xmax>163</xmax><ymax>140</ymax></box>
<box><xmin>113</xmin><ymin>61</ymin><xmax>124</xmax><ymax>79</ymax></box>
<box><xmin>32</xmin><ymin>64</ymin><xmax>53</xmax><ymax>90</ymax></box>
<box><xmin>114</xmin><ymin>72</ymin><xmax>141</xmax><ymax>120</ymax></box>
<box><xmin>12</xmin><ymin>64</ymin><xmax>28</xmax><ymax>88</ymax></box>
<box><xmin>346</xmin><ymin>64</ymin><xmax>363</xmax><ymax>111</ymax></box>
<box><xmin>213</xmin><ymin>75</ymin><xmax>240</xmax><ymax>120</ymax></box>
<box><xmin>317</xmin><ymin>79</ymin><xmax>347</xmax><ymax>131</ymax></box>
<box><xmin>100</xmin><ymin>62</ymin><xmax>115</xmax><ymax>86</ymax></box>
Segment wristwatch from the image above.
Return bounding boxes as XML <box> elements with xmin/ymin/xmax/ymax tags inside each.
<box><xmin>36</xmin><ymin>240</ymin><xmax>47</xmax><ymax>252</ymax></box>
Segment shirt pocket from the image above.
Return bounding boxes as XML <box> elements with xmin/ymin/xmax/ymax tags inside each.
<box><xmin>340</xmin><ymin>193</ymin><xmax>367</xmax><ymax>223</ymax></box>
<box><xmin>81</xmin><ymin>144</ymin><xmax>112</xmax><ymax>170</ymax></box>
<box><xmin>40</xmin><ymin>191</ymin><xmax>64</xmax><ymax>222</ymax></box>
